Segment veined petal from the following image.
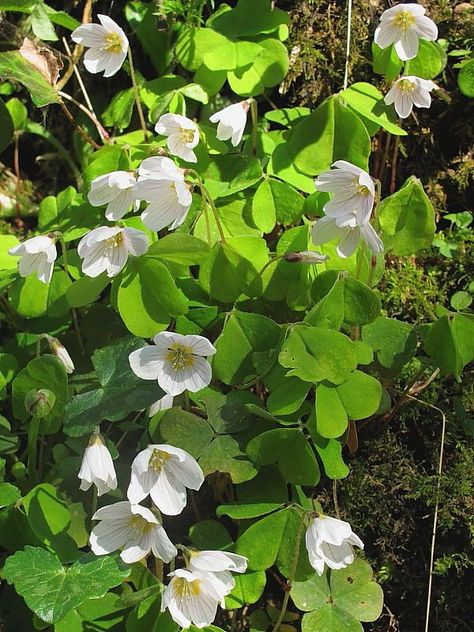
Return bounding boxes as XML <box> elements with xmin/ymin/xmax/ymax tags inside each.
<box><xmin>129</xmin><ymin>346</ymin><xmax>166</xmax><ymax>380</ymax></box>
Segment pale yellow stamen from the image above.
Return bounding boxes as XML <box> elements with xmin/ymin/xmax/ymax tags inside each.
<box><xmin>392</xmin><ymin>10</ymin><xmax>416</xmax><ymax>31</ymax></box>
<box><xmin>104</xmin><ymin>32</ymin><xmax>123</xmax><ymax>53</ymax></box>
<box><xmin>397</xmin><ymin>79</ymin><xmax>417</xmax><ymax>94</ymax></box>
<box><xmin>165</xmin><ymin>343</ymin><xmax>194</xmax><ymax>371</ymax></box>
<box><xmin>149</xmin><ymin>448</ymin><xmax>172</xmax><ymax>474</ymax></box>
<box><xmin>129</xmin><ymin>514</ymin><xmax>154</xmax><ymax>535</ymax></box>
<box><xmin>173</xmin><ymin>577</ymin><xmax>202</xmax><ymax>598</ymax></box>
<box><xmin>180</xmin><ymin>128</ymin><xmax>195</xmax><ymax>144</ymax></box>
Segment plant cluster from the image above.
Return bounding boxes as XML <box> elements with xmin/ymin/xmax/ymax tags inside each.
<box><xmin>0</xmin><ymin>1</ymin><xmax>473</xmax><ymax>631</ymax></box>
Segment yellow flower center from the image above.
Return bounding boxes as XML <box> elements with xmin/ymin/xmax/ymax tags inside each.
<box><xmin>165</xmin><ymin>343</ymin><xmax>194</xmax><ymax>371</ymax></box>
<box><xmin>180</xmin><ymin>128</ymin><xmax>195</xmax><ymax>144</ymax></box>
<box><xmin>104</xmin><ymin>32</ymin><xmax>123</xmax><ymax>53</ymax></box>
<box><xmin>355</xmin><ymin>183</ymin><xmax>371</xmax><ymax>196</ymax></box>
<box><xmin>149</xmin><ymin>448</ymin><xmax>172</xmax><ymax>473</ymax></box>
<box><xmin>398</xmin><ymin>78</ymin><xmax>416</xmax><ymax>94</ymax></box>
<box><xmin>392</xmin><ymin>10</ymin><xmax>416</xmax><ymax>31</ymax></box>
<box><xmin>129</xmin><ymin>514</ymin><xmax>154</xmax><ymax>535</ymax></box>
<box><xmin>173</xmin><ymin>577</ymin><xmax>202</xmax><ymax>598</ymax></box>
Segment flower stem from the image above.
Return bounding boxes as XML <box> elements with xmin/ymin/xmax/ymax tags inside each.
<box><xmin>202</xmin><ymin>186</ymin><xmax>226</xmax><ymax>244</ymax></box>
<box><xmin>27</xmin><ymin>416</ymin><xmax>41</xmax><ymax>485</ymax></box>
<box><xmin>128</xmin><ymin>48</ymin><xmax>149</xmax><ymax>140</ymax></box>
<box><xmin>250</xmin><ymin>98</ymin><xmax>258</xmax><ymax>156</ymax></box>
<box><xmin>271</xmin><ymin>516</ymin><xmax>306</xmax><ymax>632</ymax></box>
<box><xmin>58</xmin><ymin>100</ymin><xmax>101</xmax><ymax>150</ymax></box>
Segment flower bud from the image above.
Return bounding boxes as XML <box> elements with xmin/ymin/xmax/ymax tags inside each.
<box><xmin>44</xmin><ymin>335</ymin><xmax>75</xmax><ymax>374</ymax></box>
<box><xmin>25</xmin><ymin>388</ymin><xmax>56</xmax><ymax>418</ymax></box>
<box><xmin>284</xmin><ymin>250</ymin><xmax>329</xmax><ymax>264</ymax></box>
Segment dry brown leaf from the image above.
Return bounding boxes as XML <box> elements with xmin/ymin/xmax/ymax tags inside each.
<box><xmin>19</xmin><ymin>37</ymin><xmax>63</xmax><ymax>86</ymax></box>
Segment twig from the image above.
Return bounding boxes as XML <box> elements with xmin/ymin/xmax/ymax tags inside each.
<box><xmin>390</xmin><ymin>136</ymin><xmax>400</xmax><ymax>194</ymax></box>
<box><xmin>343</xmin><ymin>0</ymin><xmax>353</xmax><ymax>90</ymax></box>
<box><xmin>58</xmin><ymin>100</ymin><xmax>101</xmax><ymax>149</ymax></box>
<box><xmin>127</xmin><ymin>48</ymin><xmax>149</xmax><ymax>139</ymax></box>
<box><xmin>59</xmin><ymin>91</ymin><xmax>109</xmax><ymax>142</ymax></box>
<box><xmin>333</xmin><ymin>480</ymin><xmax>340</xmax><ymax>518</ymax></box>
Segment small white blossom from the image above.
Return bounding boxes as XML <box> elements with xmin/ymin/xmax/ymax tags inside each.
<box><xmin>78</xmin><ymin>431</ymin><xmax>117</xmax><ymax>496</ymax></box>
<box><xmin>312</xmin><ymin>216</ymin><xmax>383</xmax><ymax>258</ymax></box>
<box><xmin>44</xmin><ymin>335</ymin><xmax>75</xmax><ymax>374</ymax></box>
<box><xmin>72</xmin><ymin>14</ymin><xmax>128</xmax><ymax>78</ymax></box>
<box><xmin>88</xmin><ymin>171</ymin><xmax>138</xmax><ymax>221</ymax></box>
<box><xmin>374</xmin><ymin>3</ymin><xmax>438</xmax><ymax>61</ymax></box>
<box><xmin>148</xmin><ymin>393</ymin><xmax>174</xmax><ymax>417</ymax></box>
<box><xmin>155</xmin><ymin>113</ymin><xmax>200</xmax><ymax>163</ymax></box>
<box><xmin>209</xmin><ymin>101</ymin><xmax>250</xmax><ymax>146</ymax></box>
<box><xmin>90</xmin><ymin>500</ymin><xmax>177</xmax><ymax>564</ymax></box>
<box><xmin>77</xmin><ymin>226</ymin><xmax>148</xmax><ymax>278</ymax></box>
<box><xmin>188</xmin><ymin>549</ymin><xmax>248</xmax><ymax>599</ymax></box>
<box><xmin>384</xmin><ymin>75</ymin><xmax>438</xmax><ymax>119</ymax></box>
<box><xmin>9</xmin><ymin>235</ymin><xmax>57</xmax><ymax>284</ymax></box>
<box><xmin>305</xmin><ymin>514</ymin><xmax>364</xmax><ymax>575</ymax></box>
<box><xmin>134</xmin><ymin>157</ymin><xmax>193</xmax><ymax>231</ymax></box>
<box><xmin>127</xmin><ymin>444</ymin><xmax>204</xmax><ymax>516</ymax></box>
<box><xmin>129</xmin><ymin>331</ymin><xmax>216</xmax><ymax>396</ymax></box>
<box><xmin>161</xmin><ymin>568</ymin><xmax>223</xmax><ymax>629</ymax></box>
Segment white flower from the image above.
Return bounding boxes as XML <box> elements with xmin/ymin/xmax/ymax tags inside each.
<box><xmin>155</xmin><ymin>113</ymin><xmax>200</xmax><ymax>163</ymax></box>
<box><xmin>44</xmin><ymin>335</ymin><xmax>75</xmax><ymax>374</ymax></box>
<box><xmin>127</xmin><ymin>444</ymin><xmax>204</xmax><ymax>516</ymax></box>
<box><xmin>129</xmin><ymin>331</ymin><xmax>216</xmax><ymax>396</ymax></box>
<box><xmin>88</xmin><ymin>171</ymin><xmax>138</xmax><ymax>221</ymax></box>
<box><xmin>90</xmin><ymin>500</ymin><xmax>177</xmax><ymax>564</ymax></box>
<box><xmin>134</xmin><ymin>157</ymin><xmax>193</xmax><ymax>231</ymax></box>
<box><xmin>305</xmin><ymin>514</ymin><xmax>364</xmax><ymax>575</ymax></box>
<box><xmin>312</xmin><ymin>216</ymin><xmax>383</xmax><ymax>258</ymax></box>
<box><xmin>78</xmin><ymin>431</ymin><xmax>117</xmax><ymax>496</ymax></box>
<box><xmin>209</xmin><ymin>101</ymin><xmax>250</xmax><ymax>146</ymax></box>
<box><xmin>315</xmin><ymin>160</ymin><xmax>375</xmax><ymax>225</ymax></box>
<box><xmin>187</xmin><ymin>549</ymin><xmax>248</xmax><ymax>599</ymax></box>
<box><xmin>148</xmin><ymin>393</ymin><xmax>174</xmax><ymax>417</ymax></box>
<box><xmin>374</xmin><ymin>3</ymin><xmax>438</xmax><ymax>61</ymax></box>
<box><xmin>72</xmin><ymin>14</ymin><xmax>128</xmax><ymax>78</ymax></box>
<box><xmin>77</xmin><ymin>226</ymin><xmax>148</xmax><ymax>278</ymax></box>
<box><xmin>161</xmin><ymin>568</ymin><xmax>223</xmax><ymax>629</ymax></box>
<box><xmin>9</xmin><ymin>235</ymin><xmax>57</xmax><ymax>284</ymax></box>
<box><xmin>384</xmin><ymin>75</ymin><xmax>438</xmax><ymax>119</ymax></box>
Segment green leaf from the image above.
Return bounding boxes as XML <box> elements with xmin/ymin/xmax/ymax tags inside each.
<box><xmin>0</xmin><ymin>51</ymin><xmax>59</xmax><ymax>107</ymax></box>
<box><xmin>3</xmin><ymin>546</ymin><xmax>130</xmax><ymax>624</ymax></box>
<box><xmin>266</xmin><ymin>378</ymin><xmax>311</xmax><ymax>416</ymax></box>
<box><xmin>203</xmin><ymin>154</ymin><xmax>263</xmax><ymax>199</ymax></box>
<box><xmin>23</xmin><ymin>483</ymin><xmax>78</xmax><ymax>560</ymax></box>
<box><xmin>378</xmin><ymin>176</ymin><xmax>436</xmax><ymax>255</ymax></box>
<box><xmin>64</xmin><ymin>337</ymin><xmax>165</xmax><ymax>437</ymax></box>
<box><xmin>66</xmin><ymin>275</ymin><xmax>110</xmax><ymax>308</ymax></box>
<box><xmin>424</xmin><ymin>314</ymin><xmax>474</xmax><ymax>380</ymax></box>
<box><xmin>336</xmin><ymin>371</ymin><xmax>382</xmax><ymax>420</ymax></box>
<box><xmin>198</xmin><ymin>434</ymin><xmax>258</xmax><ymax>484</ymax></box>
<box><xmin>450</xmin><ymin>291</ymin><xmax>472</xmax><ymax>311</ymax></box>
<box><xmin>12</xmin><ymin>355</ymin><xmax>68</xmax><ymax>434</ymax></box>
<box><xmin>83</xmin><ymin>145</ymin><xmax>130</xmax><ymax>189</ymax></box>
<box><xmin>154</xmin><ymin>408</ymin><xmax>214</xmax><ymax>459</ymax></box>
<box><xmin>213</xmin><ymin>311</ymin><xmax>281</xmax><ymax>385</ymax></box>
<box><xmin>6</xmin><ymin>96</ymin><xmax>28</xmax><ymax>130</ymax></box>
<box><xmin>311</xmin><ymin>432</ymin><xmax>350</xmax><ymax>479</ymax></box>
<box><xmin>148</xmin><ymin>234</ymin><xmax>210</xmax><ymax>265</ymax></box>
<box><xmin>102</xmin><ymin>88</ymin><xmax>135</xmax><ymax>131</ymax></box>
<box><xmin>279</xmin><ymin>327</ymin><xmax>358</xmax><ymax>385</ymax></box>
<box><xmin>252</xmin><ymin>180</ymin><xmax>277</xmax><ymax>233</ymax></box>
<box><xmin>216</xmin><ymin>503</ymin><xmax>284</xmax><ymax>519</ymax></box>
<box><xmin>9</xmin><ymin>269</ymin><xmax>72</xmax><ymax>318</ymax></box>
<box><xmin>0</xmin><ymin>96</ymin><xmax>14</xmax><ymax>153</ymax></box>
<box><xmin>126</xmin><ymin>1</ymin><xmax>171</xmax><ymax>73</ymax></box>
<box><xmin>288</xmin><ymin>96</ymin><xmax>371</xmax><ymax>176</ymax></box>
<box><xmin>458</xmin><ymin>58</ymin><xmax>474</xmax><ymax>97</ymax></box>
<box><xmin>31</xmin><ymin>1</ymin><xmax>58</xmax><ymax>41</ymax></box>
<box><xmin>117</xmin><ymin>257</ymin><xmax>188</xmax><ymax>337</ymax></box>
<box><xmin>302</xmin><ymin>605</ymin><xmax>362</xmax><ymax>632</ymax></box>
<box><xmin>192</xmin><ymin>388</ymin><xmax>261</xmax><ymax>433</ymax></box>
<box><xmin>210</xmin><ymin>0</ymin><xmax>288</xmax><ymax>38</ymax></box>
<box><xmin>252</xmin><ymin>178</ymin><xmax>305</xmax><ymax>231</ymax></box>
<box><xmin>361</xmin><ymin>317</ymin><xmax>417</xmax><ymax>374</ymax></box>
<box><xmin>247</xmin><ymin>428</ymin><xmax>320</xmax><ymax>485</ymax></box>
<box><xmin>227</xmin><ymin>38</ymin><xmax>289</xmax><ymax>97</ymax></box>
<box><xmin>404</xmin><ymin>40</ymin><xmax>447</xmax><ymax>80</ymax></box>
<box><xmin>315</xmin><ymin>382</ymin><xmax>348</xmax><ymax>438</ymax></box>
<box><xmin>0</xmin><ymin>482</ymin><xmax>21</xmax><ymax>508</ymax></box>
<box><xmin>371</xmin><ymin>43</ymin><xmax>402</xmax><ymax>82</ymax></box>
<box><xmin>341</xmin><ymin>82</ymin><xmax>407</xmax><ymax>136</ymax></box>
<box><xmin>226</xmin><ymin>571</ymin><xmax>266</xmax><ymax>608</ymax></box>
<box><xmin>175</xmin><ymin>27</ymin><xmax>229</xmax><ymax>73</ymax></box>
<box><xmin>204</xmin><ymin>40</ymin><xmax>262</xmax><ymax>71</ymax></box>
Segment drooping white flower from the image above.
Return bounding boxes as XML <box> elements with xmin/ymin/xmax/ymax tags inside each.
<box><xmin>88</xmin><ymin>171</ymin><xmax>138</xmax><ymax>221</ymax></box>
<box><xmin>148</xmin><ymin>393</ymin><xmax>174</xmax><ymax>417</ymax></box>
<box><xmin>90</xmin><ymin>500</ymin><xmax>177</xmax><ymax>564</ymax></box>
<box><xmin>155</xmin><ymin>113</ymin><xmax>200</xmax><ymax>163</ymax></box>
<box><xmin>44</xmin><ymin>335</ymin><xmax>75</xmax><ymax>374</ymax></box>
<box><xmin>374</xmin><ymin>3</ymin><xmax>438</xmax><ymax>61</ymax></box>
<box><xmin>161</xmin><ymin>568</ymin><xmax>223</xmax><ymax>629</ymax></box>
<box><xmin>187</xmin><ymin>549</ymin><xmax>248</xmax><ymax>599</ymax></box>
<box><xmin>72</xmin><ymin>14</ymin><xmax>129</xmax><ymax>78</ymax></box>
<box><xmin>9</xmin><ymin>235</ymin><xmax>57</xmax><ymax>284</ymax></box>
<box><xmin>312</xmin><ymin>216</ymin><xmax>383</xmax><ymax>258</ymax></box>
<box><xmin>134</xmin><ymin>157</ymin><xmax>193</xmax><ymax>231</ymax></box>
<box><xmin>384</xmin><ymin>75</ymin><xmax>438</xmax><ymax>119</ymax></box>
<box><xmin>129</xmin><ymin>332</ymin><xmax>216</xmax><ymax>396</ymax></box>
<box><xmin>305</xmin><ymin>514</ymin><xmax>364</xmax><ymax>575</ymax></box>
<box><xmin>78</xmin><ymin>431</ymin><xmax>117</xmax><ymax>496</ymax></box>
<box><xmin>77</xmin><ymin>226</ymin><xmax>148</xmax><ymax>278</ymax></box>
<box><xmin>127</xmin><ymin>444</ymin><xmax>204</xmax><ymax>516</ymax></box>
<box><xmin>315</xmin><ymin>160</ymin><xmax>375</xmax><ymax>225</ymax></box>
<box><xmin>209</xmin><ymin>101</ymin><xmax>250</xmax><ymax>146</ymax></box>
<box><xmin>312</xmin><ymin>160</ymin><xmax>383</xmax><ymax>258</ymax></box>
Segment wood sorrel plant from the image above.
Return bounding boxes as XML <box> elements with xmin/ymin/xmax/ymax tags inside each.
<box><xmin>0</xmin><ymin>1</ymin><xmax>472</xmax><ymax>631</ymax></box>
